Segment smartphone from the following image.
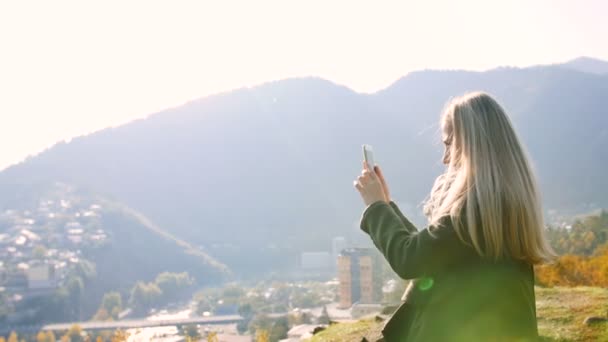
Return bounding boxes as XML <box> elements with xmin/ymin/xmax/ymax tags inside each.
<box><xmin>362</xmin><ymin>144</ymin><xmax>375</xmax><ymax>171</ymax></box>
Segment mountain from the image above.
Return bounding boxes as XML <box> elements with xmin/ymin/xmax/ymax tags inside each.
<box><xmin>1</xmin><ymin>61</ymin><xmax>607</xmax><ymax>276</ymax></box>
<box><xmin>561</xmin><ymin>56</ymin><xmax>608</xmax><ymax>75</ymax></box>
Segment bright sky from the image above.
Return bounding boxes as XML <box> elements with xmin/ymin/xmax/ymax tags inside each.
<box><xmin>1</xmin><ymin>0</ymin><xmax>607</xmax><ymax>171</ymax></box>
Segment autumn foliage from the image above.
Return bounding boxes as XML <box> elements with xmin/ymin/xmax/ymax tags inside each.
<box><xmin>536</xmin><ymin>210</ymin><xmax>608</xmax><ymax>287</ymax></box>
<box><xmin>535</xmin><ymin>243</ymin><xmax>608</xmax><ymax>286</ymax></box>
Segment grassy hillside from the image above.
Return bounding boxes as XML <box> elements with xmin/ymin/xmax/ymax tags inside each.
<box><xmin>536</xmin><ymin>287</ymin><xmax>608</xmax><ymax>341</ymax></box>
<box><xmin>308</xmin><ymin>287</ymin><xmax>608</xmax><ymax>342</ymax></box>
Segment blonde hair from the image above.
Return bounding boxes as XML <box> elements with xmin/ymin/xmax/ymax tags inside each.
<box><xmin>423</xmin><ymin>92</ymin><xmax>555</xmax><ymax>264</ymax></box>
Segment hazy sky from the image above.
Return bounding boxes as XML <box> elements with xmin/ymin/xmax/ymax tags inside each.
<box><xmin>1</xmin><ymin>0</ymin><xmax>607</xmax><ymax>171</ymax></box>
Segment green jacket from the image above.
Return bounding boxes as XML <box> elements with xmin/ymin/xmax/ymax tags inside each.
<box><xmin>360</xmin><ymin>200</ymin><xmax>538</xmax><ymax>342</ymax></box>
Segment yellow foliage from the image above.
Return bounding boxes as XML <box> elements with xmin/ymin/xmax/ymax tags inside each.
<box><xmin>206</xmin><ymin>331</ymin><xmax>219</xmax><ymax>342</ymax></box>
<box><xmin>34</xmin><ymin>331</ymin><xmax>57</xmax><ymax>342</ymax></box>
<box><xmin>93</xmin><ymin>308</ymin><xmax>111</xmax><ymax>321</ymax></box>
<box><xmin>36</xmin><ymin>332</ymin><xmax>47</xmax><ymax>342</ymax></box>
<box><xmin>536</xmin><ymin>243</ymin><xmax>608</xmax><ymax>287</ymax></box>
<box><xmin>255</xmin><ymin>329</ymin><xmax>269</xmax><ymax>342</ymax></box>
<box><xmin>111</xmin><ymin>329</ymin><xmax>130</xmax><ymax>342</ymax></box>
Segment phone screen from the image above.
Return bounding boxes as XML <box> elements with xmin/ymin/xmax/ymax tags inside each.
<box><xmin>362</xmin><ymin>144</ymin><xmax>375</xmax><ymax>170</ymax></box>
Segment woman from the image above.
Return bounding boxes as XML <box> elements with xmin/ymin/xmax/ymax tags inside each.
<box><xmin>354</xmin><ymin>92</ymin><xmax>555</xmax><ymax>341</ymax></box>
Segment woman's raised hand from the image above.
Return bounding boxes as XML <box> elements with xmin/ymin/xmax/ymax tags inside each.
<box><xmin>374</xmin><ymin>164</ymin><xmax>392</xmax><ymax>203</ymax></box>
<box><xmin>354</xmin><ymin>161</ymin><xmax>391</xmax><ymax>206</ymax></box>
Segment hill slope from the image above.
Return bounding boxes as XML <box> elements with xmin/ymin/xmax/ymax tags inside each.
<box><xmin>309</xmin><ymin>287</ymin><xmax>608</xmax><ymax>342</ymax></box>
<box><xmin>0</xmin><ymin>182</ymin><xmax>230</xmax><ymax>316</ymax></box>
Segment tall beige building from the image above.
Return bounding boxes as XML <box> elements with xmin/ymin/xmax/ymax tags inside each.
<box><xmin>337</xmin><ymin>248</ymin><xmax>382</xmax><ymax>309</ymax></box>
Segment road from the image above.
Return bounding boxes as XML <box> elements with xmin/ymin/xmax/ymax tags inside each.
<box><xmin>1</xmin><ymin>315</ymin><xmax>244</xmax><ymax>335</ymax></box>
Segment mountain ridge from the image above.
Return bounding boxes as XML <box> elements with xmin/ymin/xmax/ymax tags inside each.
<box><xmin>2</xmin><ymin>59</ymin><xmax>607</xmax><ymax>275</ymax></box>
<box><xmin>560</xmin><ymin>56</ymin><xmax>608</xmax><ymax>75</ymax></box>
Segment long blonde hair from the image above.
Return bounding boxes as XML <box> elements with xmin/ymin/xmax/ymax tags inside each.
<box><xmin>423</xmin><ymin>92</ymin><xmax>555</xmax><ymax>264</ymax></box>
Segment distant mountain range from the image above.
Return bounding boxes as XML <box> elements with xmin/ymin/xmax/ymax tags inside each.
<box><xmin>561</xmin><ymin>56</ymin><xmax>608</xmax><ymax>75</ymax></box>
<box><xmin>1</xmin><ymin>57</ymin><xmax>607</xmax><ymax>276</ymax></box>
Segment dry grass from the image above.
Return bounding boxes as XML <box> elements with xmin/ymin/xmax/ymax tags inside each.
<box><xmin>536</xmin><ymin>287</ymin><xmax>608</xmax><ymax>341</ymax></box>
<box><xmin>307</xmin><ymin>287</ymin><xmax>608</xmax><ymax>342</ymax></box>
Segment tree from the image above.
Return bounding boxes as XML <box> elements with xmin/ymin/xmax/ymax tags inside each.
<box><xmin>237</xmin><ymin>302</ymin><xmax>254</xmax><ymax>334</ymax></box>
<box><xmin>155</xmin><ymin>272</ymin><xmax>194</xmax><ymax>301</ymax></box>
<box><xmin>8</xmin><ymin>332</ymin><xmax>17</xmax><ymax>342</ymax></box>
<box><xmin>129</xmin><ymin>282</ymin><xmax>162</xmax><ymax>314</ymax></box>
<box><xmin>546</xmin><ymin>210</ymin><xmax>608</xmax><ymax>255</ymax></box>
<box><xmin>318</xmin><ymin>305</ymin><xmax>330</xmax><ymax>324</ymax></box>
<box><xmin>36</xmin><ymin>332</ymin><xmax>47</xmax><ymax>342</ymax></box>
<box><xmin>238</xmin><ymin>303</ymin><xmax>253</xmax><ymax>319</ymax></box>
<box><xmin>195</xmin><ymin>295</ymin><xmax>213</xmax><ymax>315</ymax></box>
<box><xmin>248</xmin><ymin>314</ymin><xmax>272</xmax><ymax>334</ymax></box>
<box><xmin>73</xmin><ymin>260</ymin><xmax>97</xmax><ymax>281</ymax></box>
<box><xmin>183</xmin><ymin>324</ymin><xmax>200</xmax><ymax>339</ymax></box>
<box><xmin>222</xmin><ymin>285</ymin><xmax>245</xmax><ymax>302</ymax></box>
<box><xmin>288</xmin><ymin>311</ymin><xmax>312</xmax><ymax>326</ymax></box>
<box><xmin>255</xmin><ymin>330</ymin><xmax>269</xmax><ymax>342</ymax></box>
<box><xmin>66</xmin><ymin>276</ymin><xmax>84</xmax><ymax>319</ymax></box>
<box><xmin>92</xmin><ymin>307</ymin><xmax>111</xmax><ymax>321</ymax></box>
<box><xmin>102</xmin><ymin>292</ymin><xmax>122</xmax><ymax>314</ymax></box>
<box><xmin>95</xmin><ymin>292</ymin><xmax>122</xmax><ymax>320</ymax></box>
<box><xmin>33</xmin><ymin>245</ymin><xmax>48</xmax><ymax>259</ymax></box>
<box><xmin>536</xmin><ymin>242</ymin><xmax>608</xmax><ymax>287</ymax></box>
<box><xmin>64</xmin><ymin>324</ymin><xmax>84</xmax><ymax>342</ymax></box>
<box><xmin>206</xmin><ymin>332</ymin><xmax>219</xmax><ymax>342</ymax></box>
<box><xmin>36</xmin><ymin>331</ymin><xmax>57</xmax><ymax>342</ymax></box>
<box><xmin>291</xmin><ymin>291</ymin><xmax>321</xmax><ymax>308</ymax></box>
<box><xmin>111</xmin><ymin>329</ymin><xmax>129</xmax><ymax>342</ymax></box>
<box><xmin>237</xmin><ymin>320</ymin><xmax>249</xmax><ymax>335</ymax></box>
<box><xmin>269</xmin><ymin>316</ymin><xmax>289</xmax><ymax>341</ymax></box>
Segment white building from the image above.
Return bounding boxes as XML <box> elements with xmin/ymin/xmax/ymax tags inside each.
<box><xmin>27</xmin><ymin>264</ymin><xmax>58</xmax><ymax>290</ymax></box>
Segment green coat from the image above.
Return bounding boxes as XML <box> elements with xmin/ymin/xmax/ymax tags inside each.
<box><xmin>360</xmin><ymin>200</ymin><xmax>539</xmax><ymax>342</ymax></box>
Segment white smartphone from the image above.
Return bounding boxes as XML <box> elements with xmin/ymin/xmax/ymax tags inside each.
<box><xmin>362</xmin><ymin>144</ymin><xmax>375</xmax><ymax>171</ymax></box>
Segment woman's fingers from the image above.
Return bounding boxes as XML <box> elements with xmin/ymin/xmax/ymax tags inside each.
<box><xmin>374</xmin><ymin>165</ymin><xmax>391</xmax><ymax>201</ymax></box>
<box><xmin>375</xmin><ymin>166</ymin><xmax>384</xmax><ymax>182</ymax></box>
<box><xmin>357</xmin><ymin>175</ymin><xmax>366</xmax><ymax>185</ymax></box>
<box><xmin>374</xmin><ymin>165</ymin><xmax>382</xmax><ymax>176</ymax></box>
<box><xmin>355</xmin><ymin>161</ymin><xmax>381</xmax><ymax>197</ymax></box>
<box><xmin>355</xmin><ymin>172</ymin><xmax>371</xmax><ymax>190</ymax></box>
<box><xmin>355</xmin><ymin>163</ymin><xmax>387</xmax><ymax>205</ymax></box>
<box><xmin>353</xmin><ymin>180</ymin><xmax>362</xmax><ymax>191</ymax></box>
<box><xmin>359</xmin><ymin>172</ymin><xmax>376</xmax><ymax>185</ymax></box>
<box><xmin>362</xmin><ymin>163</ymin><xmax>377</xmax><ymax>179</ymax></box>
<box><xmin>376</xmin><ymin>166</ymin><xmax>387</xmax><ymax>184</ymax></box>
